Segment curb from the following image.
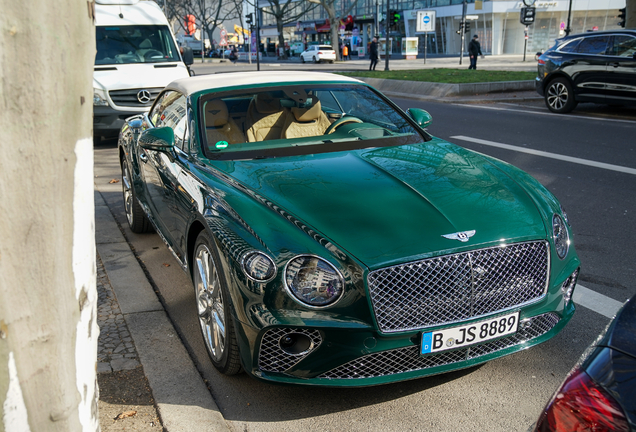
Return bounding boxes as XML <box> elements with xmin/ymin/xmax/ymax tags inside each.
<box><xmin>94</xmin><ymin>189</ymin><xmax>230</xmax><ymax>432</ymax></box>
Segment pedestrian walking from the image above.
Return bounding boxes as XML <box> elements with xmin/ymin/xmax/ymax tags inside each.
<box><xmin>342</xmin><ymin>44</ymin><xmax>348</xmax><ymax>61</ymax></box>
<box><xmin>468</xmin><ymin>34</ymin><xmax>483</xmax><ymax>70</ymax></box>
<box><xmin>369</xmin><ymin>37</ymin><xmax>379</xmax><ymax>71</ymax></box>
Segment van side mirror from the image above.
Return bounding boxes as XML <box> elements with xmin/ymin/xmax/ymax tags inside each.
<box><xmin>181</xmin><ymin>47</ymin><xmax>194</xmax><ymax>66</ymax></box>
<box><xmin>139</xmin><ymin>127</ymin><xmax>175</xmax><ymax>152</ymax></box>
<box><xmin>407</xmin><ymin>108</ymin><xmax>432</xmax><ymax>129</ymax></box>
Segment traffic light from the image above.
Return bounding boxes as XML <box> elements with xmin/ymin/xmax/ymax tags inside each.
<box><xmin>456</xmin><ymin>21</ymin><xmax>464</xmax><ymax>34</ymax></box>
<box><xmin>618</xmin><ymin>8</ymin><xmax>626</xmax><ymax>28</ymax></box>
<box><xmin>465</xmin><ymin>21</ymin><xmax>471</xmax><ymax>33</ymax></box>
<box><xmin>520</xmin><ymin>7</ymin><xmax>536</xmax><ymax>25</ymax></box>
<box><xmin>392</xmin><ymin>10</ymin><xmax>401</xmax><ymax>29</ymax></box>
<box><xmin>245</xmin><ymin>13</ymin><xmax>253</xmax><ymax>25</ymax></box>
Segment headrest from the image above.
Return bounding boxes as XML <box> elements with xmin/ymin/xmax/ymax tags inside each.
<box><xmin>254</xmin><ymin>92</ymin><xmax>280</xmax><ymax>114</ymax></box>
<box><xmin>139</xmin><ymin>39</ymin><xmax>152</xmax><ymax>49</ymax></box>
<box><xmin>205</xmin><ymin>99</ymin><xmax>229</xmax><ymax>127</ymax></box>
<box><xmin>291</xmin><ymin>100</ymin><xmax>322</xmax><ymax>122</ymax></box>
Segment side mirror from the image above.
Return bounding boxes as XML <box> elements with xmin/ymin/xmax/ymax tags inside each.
<box><xmin>181</xmin><ymin>46</ymin><xmax>194</xmax><ymax>66</ymax></box>
<box><xmin>407</xmin><ymin>108</ymin><xmax>432</xmax><ymax>129</ymax></box>
<box><xmin>139</xmin><ymin>127</ymin><xmax>175</xmax><ymax>152</ymax></box>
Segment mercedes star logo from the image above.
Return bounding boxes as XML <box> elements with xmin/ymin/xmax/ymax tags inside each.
<box><xmin>441</xmin><ymin>230</ymin><xmax>476</xmax><ymax>242</ymax></box>
<box><xmin>137</xmin><ymin>90</ymin><xmax>151</xmax><ymax>104</ymax></box>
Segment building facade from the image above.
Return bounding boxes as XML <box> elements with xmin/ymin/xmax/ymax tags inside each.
<box><xmin>257</xmin><ymin>0</ymin><xmax>627</xmax><ymax>56</ymax></box>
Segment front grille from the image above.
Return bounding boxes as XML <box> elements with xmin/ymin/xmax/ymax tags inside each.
<box><xmin>258</xmin><ymin>328</ymin><xmax>322</xmax><ymax>373</ymax></box>
<box><xmin>368</xmin><ymin>241</ymin><xmax>549</xmax><ymax>333</ymax></box>
<box><xmin>319</xmin><ymin>312</ymin><xmax>559</xmax><ymax>379</ymax></box>
<box><xmin>108</xmin><ymin>87</ymin><xmax>163</xmax><ymax>108</ymax></box>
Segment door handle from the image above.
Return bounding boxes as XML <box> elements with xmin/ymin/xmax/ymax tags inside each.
<box><xmin>610</xmin><ymin>62</ymin><xmax>620</xmax><ymax>68</ymax></box>
<box><xmin>139</xmin><ymin>152</ymin><xmax>148</xmax><ymax>163</ymax></box>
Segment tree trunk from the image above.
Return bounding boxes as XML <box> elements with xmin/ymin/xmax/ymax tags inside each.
<box><xmin>627</xmin><ymin>0</ymin><xmax>636</xmax><ymax>29</ymax></box>
<box><xmin>0</xmin><ymin>1</ymin><xmax>98</xmax><ymax>431</ymax></box>
<box><xmin>277</xmin><ymin>21</ymin><xmax>287</xmax><ymax>59</ymax></box>
<box><xmin>325</xmin><ymin>3</ymin><xmax>341</xmax><ymax>61</ymax></box>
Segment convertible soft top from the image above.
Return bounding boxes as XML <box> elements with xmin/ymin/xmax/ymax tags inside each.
<box><xmin>166</xmin><ymin>71</ymin><xmax>364</xmax><ymax>96</ymax></box>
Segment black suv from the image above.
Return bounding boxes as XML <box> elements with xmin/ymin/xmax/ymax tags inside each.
<box><xmin>536</xmin><ymin>30</ymin><xmax>636</xmax><ymax>113</ymax></box>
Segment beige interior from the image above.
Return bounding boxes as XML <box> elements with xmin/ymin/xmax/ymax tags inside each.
<box><xmin>245</xmin><ymin>93</ymin><xmax>289</xmax><ymax>142</ymax></box>
<box><xmin>281</xmin><ymin>99</ymin><xmax>331</xmax><ymax>139</ymax></box>
<box><xmin>204</xmin><ymin>99</ymin><xmax>246</xmax><ymax>145</ymax></box>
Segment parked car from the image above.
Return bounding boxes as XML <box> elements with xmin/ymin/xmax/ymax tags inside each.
<box><xmin>300</xmin><ymin>45</ymin><xmax>336</xmax><ymax>63</ymax></box>
<box><xmin>535</xmin><ymin>293</ymin><xmax>636</xmax><ymax>431</ymax></box>
<box><xmin>118</xmin><ymin>71</ymin><xmax>580</xmax><ymax>386</ymax></box>
<box><xmin>536</xmin><ymin>30</ymin><xmax>636</xmax><ymax>114</ymax></box>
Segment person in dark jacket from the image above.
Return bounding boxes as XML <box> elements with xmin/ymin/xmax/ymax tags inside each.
<box><xmin>369</xmin><ymin>37</ymin><xmax>379</xmax><ymax>71</ymax></box>
<box><xmin>468</xmin><ymin>34</ymin><xmax>483</xmax><ymax>70</ymax></box>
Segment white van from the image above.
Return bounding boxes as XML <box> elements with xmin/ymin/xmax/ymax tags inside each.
<box><xmin>93</xmin><ymin>0</ymin><xmax>193</xmax><ymax>140</ymax></box>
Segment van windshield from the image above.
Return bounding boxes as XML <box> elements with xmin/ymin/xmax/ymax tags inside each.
<box><xmin>95</xmin><ymin>25</ymin><xmax>180</xmax><ymax>65</ymax></box>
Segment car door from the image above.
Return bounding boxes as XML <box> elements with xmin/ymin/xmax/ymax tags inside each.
<box><xmin>140</xmin><ymin>90</ymin><xmax>187</xmax><ymax>255</ymax></box>
<box><xmin>567</xmin><ymin>35</ymin><xmax>611</xmax><ymax>102</ymax></box>
<box><xmin>604</xmin><ymin>34</ymin><xmax>636</xmax><ymax>103</ymax></box>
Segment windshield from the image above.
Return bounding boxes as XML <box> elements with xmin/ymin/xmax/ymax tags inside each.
<box><xmin>199</xmin><ymin>83</ymin><xmax>427</xmax><ymax>160</ymax></box>
<box><xmin>95</xmin><ymin>25</ymin><xmax>180</xmax><ymax>65</ymax></box>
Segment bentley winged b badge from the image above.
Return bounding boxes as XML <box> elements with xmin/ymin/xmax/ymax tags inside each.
<box><xmin>442</xmin><ymin>230</ymin><xmax>476</xmax><ymax>242</ymax></box>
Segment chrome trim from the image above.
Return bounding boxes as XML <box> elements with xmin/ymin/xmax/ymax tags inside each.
<box><xmin>240</xmin><ymin>250</ymin><xmax>277</xmax><ymax>283</ymax></box>
<box><xmin>277</xmin><ymin>332</ymin><xmax>316</xmax><ymax>357</ymax></box>
<box><xmin>283</xmin><ymin>254</ymin><xmax>345</xmax><ymax>309</ymax></box>
<box><xmin>552</xmin><ymin>214</ymin><xmax>570</xmax><ymax>259</ymax></box>
<box><xmin>258</xmin><ymin>327</ymin><xmax>323</xmax><ymax>373</ymax></box>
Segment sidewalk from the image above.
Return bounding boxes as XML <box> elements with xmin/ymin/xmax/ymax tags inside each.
<box><xmin>95</xmin><ymin>188</ymin><xmax>230</xmax><ymax>432</ymax></box>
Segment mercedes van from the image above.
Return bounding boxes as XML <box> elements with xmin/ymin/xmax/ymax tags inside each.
<box><xmin>93</xmin><ymin>0</ymin><xmax>193</xmax><ymax>140</ymax></box>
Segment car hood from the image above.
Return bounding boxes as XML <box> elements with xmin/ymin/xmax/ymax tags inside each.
<box><xmin>214</xmin><ymin>141</ymin><xmax>548</xmax><ymax>269</ymax></box>
<box><xmin>93</xmin><ymin>63</ymin><xmax>189</xmax><ymax>91</ymax></box>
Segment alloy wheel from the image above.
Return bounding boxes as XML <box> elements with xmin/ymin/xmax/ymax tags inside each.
<box><xmin>194</xmin><ymin>244</ymin><xmax>226</xmax><ymax>362</ymax></box>
<box><xmin>547</xmin><ymin>82</ymin><xmax>568</xmax><ymax>111</ymax></box>
<box><xmin>122</xmin><ymin>164</ymin><xmax>134</xmax><ymax>226</ymax></box>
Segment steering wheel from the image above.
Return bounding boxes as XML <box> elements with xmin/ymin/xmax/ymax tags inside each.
<box><xmin>144</xmin><ymin>50</ymin><xmax>164</xmax><ymax>60</ymax></box>
<box><xmin>325</xmin><ymin>116</ymin><xmax>363</xmax><ymax>134</ymax></box>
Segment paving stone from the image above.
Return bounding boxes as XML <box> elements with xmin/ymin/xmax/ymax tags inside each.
<box><xmin>111</xmin><ymin>358</ymin><xmax>140</xmax><ymax>371</ymax></box>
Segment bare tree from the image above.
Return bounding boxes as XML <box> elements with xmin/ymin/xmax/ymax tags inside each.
<box><xmin>165</xmin><ymin>0</ymin><xmax>238</xmax><ymax>50</ymax></box>
<box><xmin>260</xmin><ymin>0</ymin><xmax>318</xmax><ymax>59</ymax></box>
<box><xmin>315</xmin><ymin>0</ymin><xmax>359</xmax><ymax>60</ymax></box>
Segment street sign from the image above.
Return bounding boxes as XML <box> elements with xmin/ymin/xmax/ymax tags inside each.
<box><xmin>220</xmin><ymin>29</ymin><xmax>227</xmax><ymax>38</ymax></box>
<box><xmin>416</xmin><ymin>10</ymin><xmax>436</xmax><ymax>33</ymax></box>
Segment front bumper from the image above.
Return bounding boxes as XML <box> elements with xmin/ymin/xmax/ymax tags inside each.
<box><xmin>94</xmin><ymin>105</ymin><xmax>142</xmax><ymax>138</ymax></box>
<box><xmin>237</xmin><ymin>300</ymin><xmax>576</xmax><ymax>387</ymax></box>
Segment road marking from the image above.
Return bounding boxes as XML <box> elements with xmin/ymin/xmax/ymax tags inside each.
<box><xmin>450</xmin><ymin>104</ymin><xmax>636</xmax><ymax>124</ymax></box>
<box><xmin>574</xmin><ymin>284</ymin><xmax>626</xmax><ymax>319</ymax></box>
<box><xmin>450</xmin><ymin>135</ymin><xmax>636</xmax><ymax>176</ymax></box>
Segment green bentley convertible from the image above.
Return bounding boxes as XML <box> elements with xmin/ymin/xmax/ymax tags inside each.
<box><xmin>118</xmin><ymin>71</ymin><xmax>580</xmax><ymax>386</ymax></box>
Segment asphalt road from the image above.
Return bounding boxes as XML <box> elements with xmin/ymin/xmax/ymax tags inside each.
<box><xmin>94</xmin><ymin>96</ymin><xmax>635</xmax><ymax>432</ymax></box>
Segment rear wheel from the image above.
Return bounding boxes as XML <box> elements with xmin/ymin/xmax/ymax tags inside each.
<box><xmin>313</xmin><ymin>56</ymin><xmax>318</xmax><ymax>64</ymax></box>
<box><xmin>192</xmin><ymin>231</ymin><xmax>241</xmax><ymax>375</ymax></box>
<box><xmin>121</xmin><ymin>159</ymin><xmax>152</xmax><ymax>233</ymax></box>
<box><xmin>545</xmin><ymin>78</ymin><xmax>577</xmax><ymax>114</ymax></box>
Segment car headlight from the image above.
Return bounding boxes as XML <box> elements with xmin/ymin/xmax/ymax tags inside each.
<box><xmin>241</xmin><ymin>251</ymin><xmax>276</xmax><ymax>282</ymax></box>
<box><xmin>93</xmin><ymin>91</ymin><xmax>109</xmax><ymax>106</ymax></box>
<box><xmin>553</xmin><ymin>214</ymin><xmax>569</xmax><ymax>259</ymax></box>
<box><xmin>560</xmin><ymin>204</ymin><xmax>570</xmax><ymax>226</ymax></box>
<box><xmin>284</xmin><ymin>255</ymin><xmax>344</xmax><ymax>307</ymax></box>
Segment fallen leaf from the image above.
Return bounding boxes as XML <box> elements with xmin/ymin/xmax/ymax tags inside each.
<box><xmin>109</xmin><ymin>179</ymin><xmax>120</xmax><ymax>184</ymax></box>
<box><xmin>163</xmin><ymin>263</ymin><xmax>170</xmax><ymax>267</ymax></box>
<box><xmin>114</xmin><ymin>410</ymin><xmax>137</xmax><ymax>420</ymax></box>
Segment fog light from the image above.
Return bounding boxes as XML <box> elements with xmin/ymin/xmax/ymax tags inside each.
<box><xmin>561</xmin><ymin>268</ymin><xmax>579</xmax><ymax>304</ymax></box>
<box><xmin>279</xmin><ymin>332</ymin><xmax>313</xmax><ymax>355</ymax></box>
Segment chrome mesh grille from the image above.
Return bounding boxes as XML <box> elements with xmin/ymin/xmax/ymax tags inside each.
<box><xmin>258</xmin><ymin>328</ymin><xmax>322</xmax><ymax>373</ymax></box>
<box><xmin>319</xmin><ymin>313</ymin><xmax>559</xmax><ymax>379</ymax></box>
<box><xmin>368</xmin><ymin>241</ymin><xmax>549</xmax><ymax>333</ymax></box>
<box><xmin>109</xmin><ymin>87</ymin><xmax>162</xmax><ymax>108</ymax></box>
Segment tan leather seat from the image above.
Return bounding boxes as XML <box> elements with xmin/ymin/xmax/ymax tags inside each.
<box><xmin>204</xmin><ymin>99</ymin><xmax>246</xmax><ymax>146</ymax></box>
<box><xmin>246</xmin><ymin>93</ymin><xmax>288</xmax><ymax>142</ymax></box>
<box><xmin>281</xmin><ymin>99</ymin><xmax>331</xmax><ymax>139</ymax></box>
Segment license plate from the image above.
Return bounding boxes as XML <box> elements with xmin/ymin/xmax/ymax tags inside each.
<box><xmin>421</xmin><ymin>312</ymin><xmax>519</xmax><ymax>355</ymax></box>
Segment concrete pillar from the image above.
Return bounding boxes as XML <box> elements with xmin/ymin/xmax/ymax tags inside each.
<box><xmin>627</xmin><ymin>0</ymin><xmax>636</xmax><ymax>29</ymax></box>
<box><xmin>0</xmin><ymin>0</ymin><xmax>98</xmax><ymax>431</ymax></box>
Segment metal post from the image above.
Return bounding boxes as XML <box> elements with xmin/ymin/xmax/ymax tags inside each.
<box><xmin>523</xmin><ymin>26</ymin><xmax>528</xmax><ymax>61</ymax></box>
<box><xmin>256</xmin><ymin>6</ymin><xmax>261</xmax><ymax>71</ymax></box>
<box><xmin>375</xmin><ymin>0</ymin><xmax>379</xmax><ymax>37</ymax></box>
<box><xmin>424</xmin><ymin>32</ymin><xmax>427</xmax><ymax>64</ymax></box>
<box><xmin>384</xmin><ymin>0</ymin><xmax>390</xmax><ymax>71</ymax></box>
<box><xmin>459</xmin><ymin>0</ymin><xmax>466</xmax><ymax>65</ymax></box>
<box><xmin>565</xmin><ymin>0</ymin><xmax>573</xmax><ymax>36</ymax></box>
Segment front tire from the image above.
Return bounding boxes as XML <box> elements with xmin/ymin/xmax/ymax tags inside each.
<box><xmin>301</xmin><ymin>55</ymin><xmax>305</xmax><ymax>63</ymax></box>
<box><xmin>545</xmin><ymin>78</ymin><xmax>577</xmax><ymax>114</ymax></box>
<box><xmin>121</xmin><ymin>159</ymin><xmax>153</xmax><ymax>233</ymax></box>
<box><xmin>192</xmin><ymin>231</ymin><xmax>241</xmax><ymax>375</ymax></box>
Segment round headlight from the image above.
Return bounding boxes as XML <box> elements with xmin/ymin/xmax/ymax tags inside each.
<box><xmin>553</xmin><ymin>214</ymin><xmax>569</xmax><ymax>259</ymax></box>
<box><xmin>241</xmin><ymin>251</ymin><xmax>276</xmax><ymax>282</ymax></box>
<box><xmin>284</xmin><ymin>255</ymin><xmax>344</xmax><ymax>307</ymax></box>
<box><xmin>560</xmin><ymin>204</ymin><xmax>570</xmax><ymax>226</ymax></box>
